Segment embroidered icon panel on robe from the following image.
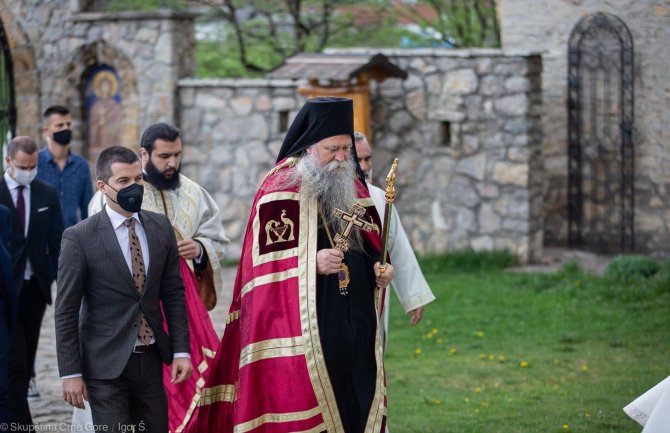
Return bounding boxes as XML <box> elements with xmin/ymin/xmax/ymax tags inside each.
<box><xmin>253</xmin><ymin>192</ymin><xmax>300</xmax><ymax>266</ymax></box>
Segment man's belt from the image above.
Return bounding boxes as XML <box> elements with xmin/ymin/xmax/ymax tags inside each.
<box><xmin>132</xmin><ymin>344</ymin><xmax>154</xmax><ymax>354</ymax></box>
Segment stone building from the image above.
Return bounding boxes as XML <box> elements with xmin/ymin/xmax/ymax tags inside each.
<box><xmin>0</xmin><ymin>0</ymin><xmax>195</xmax><ymax>157</ymax></box>
<box><xmin>1</xmin><ymin>0</ymin><xmax>667</xmax><ymax>261</ymax></box>
<box><xmin>498</xmin><ymin>0</ymin><xmax>670</xmax><ymax>258</ymax></box>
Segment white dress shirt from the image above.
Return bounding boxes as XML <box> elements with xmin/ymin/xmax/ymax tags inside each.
<box><xmin>4</xmin><ymin>171</ymin><xmax>32</xmax><ymax>279</ymax></box>
<box><xmin>105</xmin><ymin>205</ymin><xmax>150</xmax><ymax>277</ymax></box>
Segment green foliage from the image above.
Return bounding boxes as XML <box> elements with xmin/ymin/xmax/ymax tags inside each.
<box><xmin>219</xmin><ymin>256</ymin><xmax>240</xmax><ymax>268</ymax></box>
<box><xmin>649</xmin><ymin>258</ymin><xmax>670</xmax><ymax>293</ymax></box>
<box><xmin>197</xmin><ymin>40</ymin><xmax>269</xmax><ymax>78</ymax></box>
<box><xmin>395</xmin><ymin>0</ymin><xmax>501</xmax><ymax>48</ymax></box>
<box><xmin>605</xmin><ymin>254</ymin><xmax>660</xmax><ymax>284</ymax></box>
<box><xmin>386</xmin><ymin>266</ymin><xmax>670</xmax><ymax>432</ymax></box>
<box><xmin>193</xmin><ymin>0</ymin><xmax>501</xmax><ymax>77</ymax></box>
<box><xmin>327</xmin><ymin>16</ymin><xmax>417</xmax><ymax>48</ymax></box>
<box><xmin>198</xmin><ymin>0</ymin><xmax>358</xmax><ymax>75</ymax></box>
<box><xmin>514</xmin><ymin>259</ymin><xmax>668</xmax><ymax>303</ymax></box>
<box><xmin>417</xmin><ymin>249</ymin><xmax>516</xmax><ymax>274</ymax></box>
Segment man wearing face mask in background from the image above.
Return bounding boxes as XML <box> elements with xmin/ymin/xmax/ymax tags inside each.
<box><xmin>0</xmin><ymin>136</ymin><xmax>64</xmax><ymax>427</ymax></box>
<box><xmin>37</xmin><ymin>105</ymin><xmax>93</xmax><ymax>229</ymax></box>
<box><xmin>55</xmin><ymin>145</ymin><xmax>191</xmax><ymax>432</ymax></box>
<box><xmin>33</xmin><ymin>106</ymin><xmax>93</xmax><ymax>400</ymax></box>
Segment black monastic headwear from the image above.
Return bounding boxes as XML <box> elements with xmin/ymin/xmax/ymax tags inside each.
<box><xmin>275</xmin><ymin>96</ymin><xmax>366</xmax><ymax>182</ymax></box>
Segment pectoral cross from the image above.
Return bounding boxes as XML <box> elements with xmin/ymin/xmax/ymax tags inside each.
<box><xmin>332</xmin><ymin>202</ymin><xmax>374</xmax><ymax>252</ymax></box>
<box><xmin>330</xmin><ymin>202</ymin><xmax>373</xmax><ymax>296</ymax></box>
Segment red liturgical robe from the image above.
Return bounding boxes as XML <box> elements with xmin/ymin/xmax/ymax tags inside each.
<box><xmin>185</xmin><ymin>158</ymin><xmax>387</xmax><ymax>433</ymax></box>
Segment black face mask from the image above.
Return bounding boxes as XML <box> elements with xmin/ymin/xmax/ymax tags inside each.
<box><xmin>106</xmin><ymin>183</ymin><xmax>144</xmax><ymax>213</ymax></box>
<box><xmin>53</xmin><ymin>129</ymin><xmax>72</xmax><ymax>146</ymax></box>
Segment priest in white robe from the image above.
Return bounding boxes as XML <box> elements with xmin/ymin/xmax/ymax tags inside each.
<box><xmin>624</xmin><ymin>375</ymin><xmax>670</xmax><ymax>433</ymax></box>
<box><xmin>355</xmin><ymin>132</ymin><xmax>435</xmax><ymax>345</ymax></box>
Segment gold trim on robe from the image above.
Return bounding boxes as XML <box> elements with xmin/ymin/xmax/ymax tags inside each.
<box><xmin>198</xmin><ymin>384</ymin><xmax>237</xmax><ymax>405</ymax></box>
<box><xmin>240</xmin><ymin>268</ymin><xmax>299</xmax><ymax>298</ymax></box>
<box><xmin>233</xmin><ymin>407</ymin><xmax>323</xmax><ymax>433</ymax></box>
<box><xmin>238</xmin><ymin>337</ymin><xmax>305</xmax><ymax>368</ymax></box>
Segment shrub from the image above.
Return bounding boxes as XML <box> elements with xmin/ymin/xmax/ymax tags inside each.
<box><xmin>417</xmin><ymin>249</ymin><xmax>516</xmax><ymax>273</ymax></box>
<box><xmin>605</xmin><ymin>255</ymin><xmax>660</xmax><ymax>284</ymax></box>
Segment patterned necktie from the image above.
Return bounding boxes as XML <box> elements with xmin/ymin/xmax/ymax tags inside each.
<box><xmin>16</xmin><ymin>185</ymin><xmax>25</xmax><ymax>231</ymax></box>
<box><xmin>123</xmin><ymin>218</ymin><xmax>153</xmax><ymax>345</ymax></box>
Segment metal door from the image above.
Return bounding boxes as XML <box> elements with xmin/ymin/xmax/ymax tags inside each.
<box><xmin>567</xmin><ymin>13</ymin><xmax>634</xmax><ymax>252</ymax></box>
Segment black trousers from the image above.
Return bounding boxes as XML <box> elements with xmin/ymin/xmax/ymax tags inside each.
<box><xmin>87</xmin><ymin>348</ymin><xmax>168</xmax><ymax>433</ymax></box>
<box><xmin>8</xmin><ymin>278</ymin><xmax>47</xmax><ymax>426</ymax></box>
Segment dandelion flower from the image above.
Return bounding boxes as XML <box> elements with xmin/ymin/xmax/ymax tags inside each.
<box><xmin>474</xmin><ymin>331</ymin><xmax>485</xmax><ymax>337</ymax></box>
<box><xmin>520</xmin><ymin>361</ymin><xmax>529</xmax><ymax>368</ymax></box>
<box><xmin>431</xmin><ymin>328</ymin><xmax>439</xmax><ymax>334</ymax></box>
<box><xmin>488</xmin><ymin>354</ymin><xmax>495</xmax><ymax>360</ymax></box>
<box><xmin>436</xmin><ymin>338</ymin><xmax>445</xmax><ymax>344</ymax></box>
<box><xmin>581</xmin><ymin>364</ymin><xmax>588</xmax><ymax>372</ymax></box>
<box><xmin>562</xmin><ymin>423</ymin><xmax>570</xmax><ymax>431</ymax></box>
<box><xmin>448</xmin><ymin>347</ymin><xmax>458</xmax><ymax>355</ymax></box>
<box><xmin>464</xmin><ymin>397</ymin><xmax>470</xmax><ymax>403</ymax></box>
<box><xmin>479</xmin><ymin>353</ymin><xmax>487</xmax><ymax>359</ymax></box>
<box><xmin>474</xmin><ymin>387</ymin><xmax>482</xmax><ymax>393</ymax></box>
<box><xmin>415</xmin><ymin>348</ymin><xmax>423</xmax><ymax>355</ymax></box>
<box><xmin>497</xmin><ymin>355</ymin><xmax>506</xmax><ymax>362</ymax></box>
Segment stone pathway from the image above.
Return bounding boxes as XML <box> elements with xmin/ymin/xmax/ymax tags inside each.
<box><xmin>28</xmin><ymin>266</ymin><xmax>236</xmax><ymax>429</ymax></box>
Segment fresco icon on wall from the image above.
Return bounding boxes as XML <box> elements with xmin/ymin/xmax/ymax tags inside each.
<box><xmin>86</xmin><ymin>65</ymin><xmax>123</xmax><ymax>156</ymax></box>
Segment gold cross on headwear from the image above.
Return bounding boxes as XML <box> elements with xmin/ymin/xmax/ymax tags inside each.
<box><xmin>332</xmin><ymin>202</ymin><xmax>373</xmax><ymax>252</ymax></box>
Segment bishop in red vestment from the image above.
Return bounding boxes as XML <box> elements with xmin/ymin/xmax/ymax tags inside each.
<box><xmin>186</xmin><ymin>97</ymin><xmax>394</xmax><ymax>433</ymax></box>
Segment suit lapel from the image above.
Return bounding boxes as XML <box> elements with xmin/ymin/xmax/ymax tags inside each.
<box><xmin>96</xmin><ymin>210</ymin><xmax>140</xmax><ymax>297</ymax></box>
<box><xmin>0</xmin><ymin>180</ymin><xmax>22</xmax><ymax>239</ymax></box>
<box><xmin>0</xmin><ymin>180</ymin><xmax>13</xmax><ymax>210</ymax></box>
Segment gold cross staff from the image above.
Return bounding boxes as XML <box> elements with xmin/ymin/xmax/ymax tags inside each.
<box><xmin>332</xmin><ymin>202</ymin><xmax>373</xmax><ymax>252</ymax></box>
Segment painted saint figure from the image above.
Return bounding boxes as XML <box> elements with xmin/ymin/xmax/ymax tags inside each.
<box><xmin>87</xmin><ymin>67</ymin><xmax>124</xmax><ymax>157</ymax></box>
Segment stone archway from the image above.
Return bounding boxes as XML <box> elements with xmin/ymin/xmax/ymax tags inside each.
<box><xmin>64</xmin><ymin>40</ymin><xmax>140</xmax><ymax>160</ymax></box>
<box><xmin>0</xmin><ymin>2</ymin><xmax>40</xmax><ymax>140</ymax></box>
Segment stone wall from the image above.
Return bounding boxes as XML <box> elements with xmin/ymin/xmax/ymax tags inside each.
<box><xmin>330</xmin><ymin>48</ymin><xmax>544</xmax><ymax>262</ymax></box>
<box><xmin>177</xmin><ymin>79</ymin><xmax>301</xmax><ymax>258</ymax></box>
<box><xmin>178</xmin><ymin>49</ymin><xmax>544</xmax><ymax>262</ymax></box>
<box><xmin>498</xmin><ymin>0</ymin><xmax>670</xmax><ymax>258</ymax></box>
<box><xmin>0</xmin><ymin>0</ymin><xmax>196</xmax><ymax>155</ymax></box>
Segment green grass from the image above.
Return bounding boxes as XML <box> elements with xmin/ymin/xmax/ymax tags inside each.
<box><xmin>385</xmin><ymin>261</ymin><xmax>670</xmax><ymax>433</ymax></box>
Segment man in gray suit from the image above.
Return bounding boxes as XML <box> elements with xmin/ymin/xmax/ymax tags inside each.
<box><xmin>55</xmin><ymin>146</ymin><xmax>192</xmax><ymax>432</ymax></box>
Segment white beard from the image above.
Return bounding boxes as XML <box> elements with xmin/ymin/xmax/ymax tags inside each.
<box><xmin>274</xmin><ymin>151</ymin><xmax>365</xmax><ymax>252</ymax></box>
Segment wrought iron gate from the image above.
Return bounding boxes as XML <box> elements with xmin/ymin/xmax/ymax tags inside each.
<box><xmin>0</xmin><ymin>20</ymin><xmax>15</xmax><ymax>157</ymax></box>
<box><xmin>567</xmin><ymin>13</ymin><xmax>634</xmax><ymax>253</ymax></box>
